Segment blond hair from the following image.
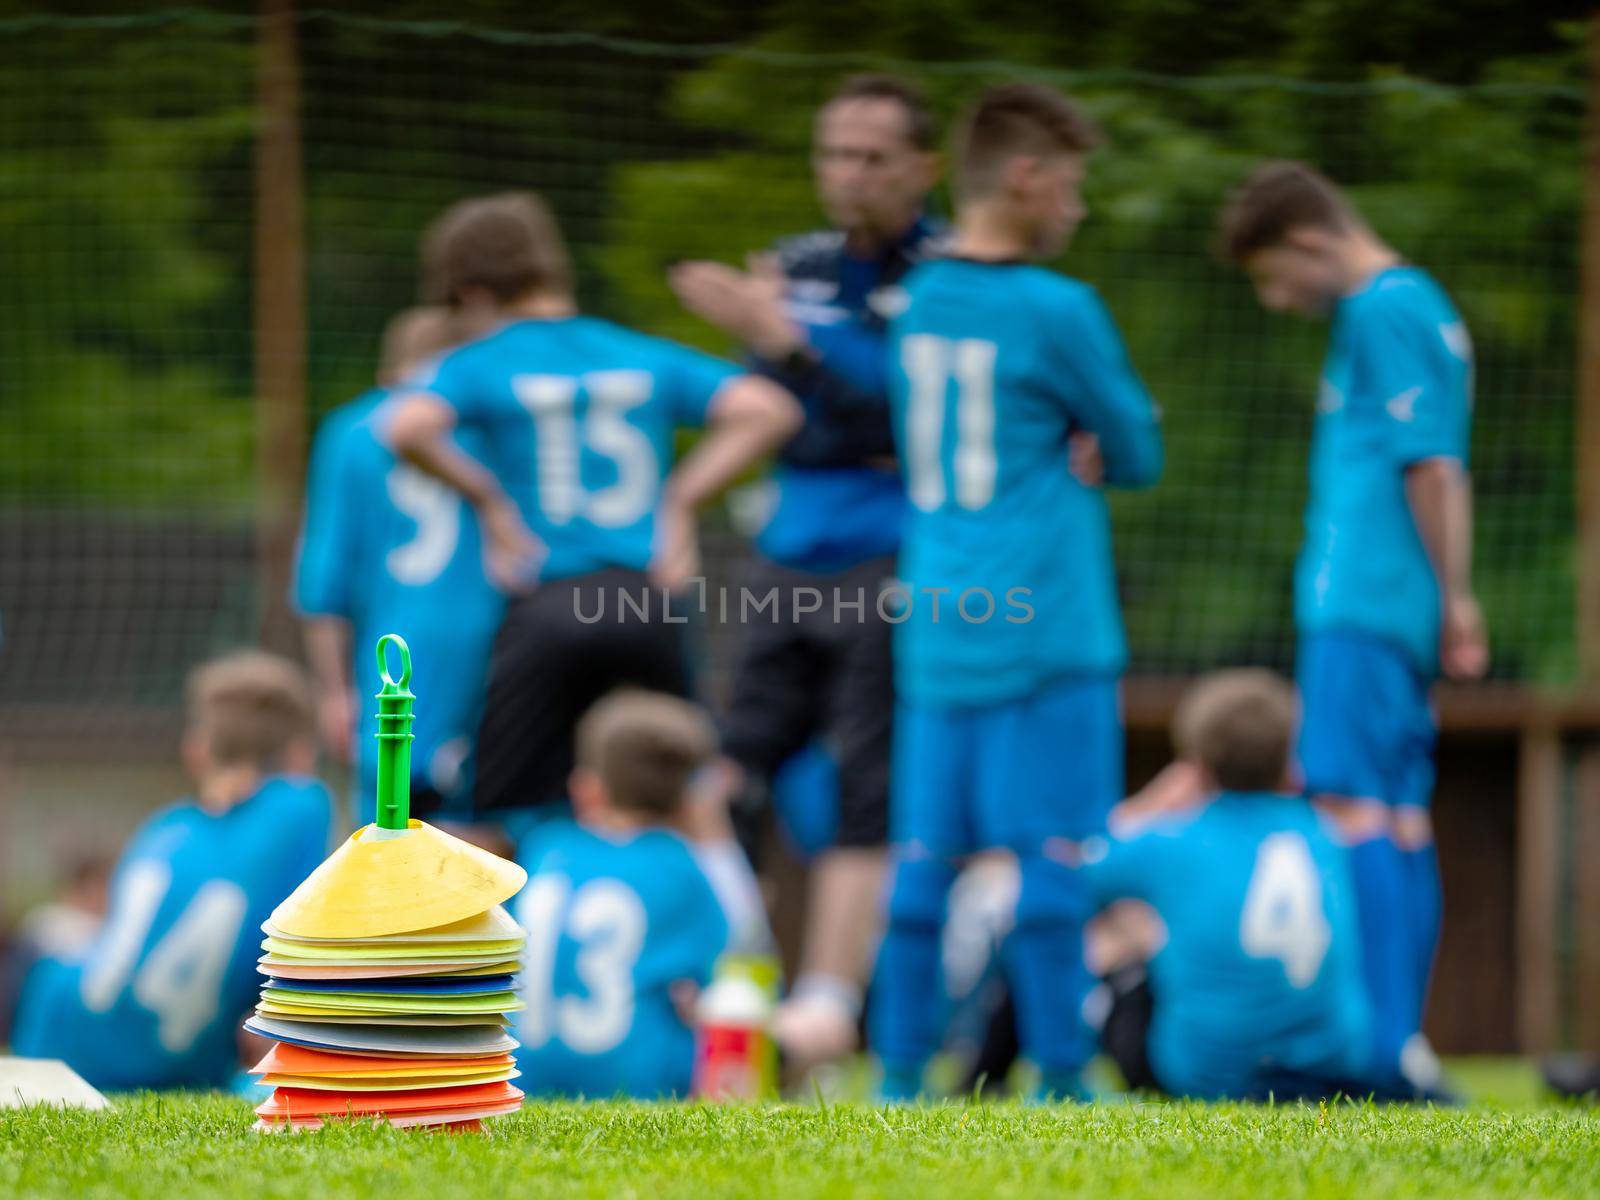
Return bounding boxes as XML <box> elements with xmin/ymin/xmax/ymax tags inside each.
<box><xmin>1173</xmin><ymin>668</ymin><xmax>1297</xmax><ymax>793</ymax></box>
<box><xmin>377</xmin><ymin>305</ymin><xmax>462</xmax><ymax>385</ymax></box>
<box><xmin>185</xmin><ymin>651</ymin><xmax>315</xmax><ymax>770</ymax></box>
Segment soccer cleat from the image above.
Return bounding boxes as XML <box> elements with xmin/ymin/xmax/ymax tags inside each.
<box><xmin>771</xmin><ymin>989</ymin><xmax>859</xmax><ymax>1070</ymax></box>
<box><xmin>875</xmin><ymin>1061</ymin><xmax>928</xmax><ymax>1104</ymax></box>
<box><xmin>1389</xmin><ymin>1034</ymin><xmax>1461</xmax><ymax>1105</ymax></box>
<box><xmin>1542</xmin><ymin>1054</ymin><xmax>1600</xmax><ymax>1100</ymax></box>
<box><xmin>1024</xmin><ymin>1070</ymin><xmax>1090</xmax><ymax>1105</ymax></box>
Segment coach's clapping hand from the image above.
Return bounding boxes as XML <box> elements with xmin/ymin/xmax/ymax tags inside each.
<box><xmin>668</xmin><ymin>255</ymin><xmax>802</xmax><ymax>361</ymax></box>
<box><xmin>1441</xmin><ymin>592</ymin><xmax>1489</xmax><ymax>681</ymax></box>
<box><xmin>480</xmin><ymin>498</ymin><xmax>545</xmax><ymax>595</ymax></box>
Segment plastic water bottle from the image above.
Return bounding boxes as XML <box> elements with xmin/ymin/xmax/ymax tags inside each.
<box><xmin>692</xmin><ymin>960</ymin><xmax>777</xmax><ymax>1101</ymax></box>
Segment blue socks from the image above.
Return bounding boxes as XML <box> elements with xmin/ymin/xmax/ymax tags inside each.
<box><xmin>877</xmin><ymin>1062</ymin><xmax>927</xmax><ymax>1103</ymax></box>
<box><xmin>1003</xmin><ymin>851</ymin><xmax>1095</xmax><ymax>1084</ymax></box>
<box><xmin>1345</xmin><ymin>833</ymin><xmax>1415</xmax><ymax>1078</ymax></box>
<box><xmin>1402</xmin><ymin>838</ymin><xmax>1442</xmax><ymax>1021</ymax></box>
<box><xmin>869</xmin><ymin>853</ymin><xmax>956</xmax><ymax>1091</ymax></box>
<box><xmin>871</xmin><ymin>850</ymin><xmax>1093</xmax><ymax>1100</ymax></box>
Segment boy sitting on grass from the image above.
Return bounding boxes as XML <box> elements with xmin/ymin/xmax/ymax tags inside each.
<box><xmin>1081</xmin><ymin>669</ymin><xmax>1375</xmax><ymax>1101</ymax></box>
<box><xmin>13</xmin><ymin>652</ymin><xmax>332</xmax><ymax>1089</ymax></box>
<box><xmin>514</xmin><ymin>690</ymin><xmax>769</xmax><ymax>1098</ymax></box>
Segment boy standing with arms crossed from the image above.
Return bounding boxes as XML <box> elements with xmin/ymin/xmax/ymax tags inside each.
<box><xmin>875</xmin><ymin>84</ymin><xmax>1163</xmax><ymax>1100</ymax></box>
<box><xmin>1218</xmin><ymin>162</ymin><xmax>1485</xmax><ymax>1095</ymax></box>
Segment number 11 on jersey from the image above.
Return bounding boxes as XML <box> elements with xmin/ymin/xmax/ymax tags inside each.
<box><xmin>901</xmin><ymin>334</ymin><xmax>998</xmax><ymax>513</ymax></box>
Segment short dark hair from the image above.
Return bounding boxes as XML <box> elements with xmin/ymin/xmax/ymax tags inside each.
<box><xmin>1216</xmin><ymin>161</ymin><xmax>1360</xmax><ymax>264</ymax></box>
<box><xmin>825</xmin><ymin>73</ymin><xmax>937</xmax><ymax>151</ymax></box>
<box><xmin>420</xmin><ymin>191</ymin><xmax>573</xmax><ymax>306</ymax></box>
<box><xmin>954</xmin><ymin>83</ymin><xmax>1100</xmax><ymax>200</ymax></box>
<box><xmin>575</xmin><ymin>690</ymin><xmax>717</xmax><ymax>818</ymax></box>
<box><xmin>1173</xmin><ymin>669</ymin><xmax>1297</xmax><ymax>793</ymax></box>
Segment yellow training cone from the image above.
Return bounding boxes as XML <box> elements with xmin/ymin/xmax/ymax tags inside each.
<box><xmin>269</xmin><ymin>820</ymin><xmax>527</xmax><ymax>940</ymax></box>
<box><xmin>263</xmin><ymin>903</ymin><xmax>523</xmax><ymax>945</ymax></box>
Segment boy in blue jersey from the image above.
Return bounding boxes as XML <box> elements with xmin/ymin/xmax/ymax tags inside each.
<box><xmin>386</xmin><ymin>193</ymin><xmax>801</xmax><ymax>830</ymax></box>
<box><xmin>669</xmin><ymin>74</ymin><xmax>942</xmax><ymax>1066</ymax></box>
<box><xmin>295</xmin><ymin>306</ymin><xmax>504</xmax><ymax>825</ymax></box>
<box><xmin>1219</xmin><ymin>162</ymin><xmax>1486</xmax><ymax>1094</ymax></box>
<box><xmin>13</xmin><ymin>653</ymin><xmax>332</xmax><ymax>1089</ymax></box>
<box><xmin>873</xmin><ymin>84</ymin><xmax>1163</xmax><ymax>1099</ymax></box>
<box><xmin>1081</xmin><ymin>670</ymin><xmax>1373</xmax><ymax>1100</ymax></box>
<box><xmin>514</xmin><ymin>690</ymin><xmax>769</xmax><ymax>1098</ymax></box>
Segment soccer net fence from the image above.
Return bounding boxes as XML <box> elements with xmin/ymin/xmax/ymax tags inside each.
<box><xmin>0</xmin><ymin>10</ymin><xmax>1582</xmax><ymax>750</ymax></box>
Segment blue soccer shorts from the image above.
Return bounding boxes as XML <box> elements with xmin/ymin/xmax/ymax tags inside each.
<box><xmin>1296</xmin><ymin>630</ymin><xmax>1437</xmax><ymax>810</ymax></box>
<box><xmin>892</xmin><ymin>674</ymin><xmax>1123</xmax><ymax>856</ymax></box>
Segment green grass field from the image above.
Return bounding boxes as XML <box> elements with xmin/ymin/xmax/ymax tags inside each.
<box><xmin>3</xmin><ymin>1061</ymin><xmax>1598</xmax><ymax>1200</ymax></box>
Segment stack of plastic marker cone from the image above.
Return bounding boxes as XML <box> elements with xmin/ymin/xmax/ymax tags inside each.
<box><xmin>246</xmin><ymin>635</ymin><xmax>529</xmax><ymax>1133</ymax></box>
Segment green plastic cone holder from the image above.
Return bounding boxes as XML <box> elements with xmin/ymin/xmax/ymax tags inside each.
<box><xmin>374</xmin><ymin>633</ymin><xmax>415</xmax><ymax>833</ymax></box>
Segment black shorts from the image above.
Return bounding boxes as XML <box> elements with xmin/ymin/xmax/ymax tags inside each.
<box><xmin>1099</xmin><ymin>964</ymin><xmax>1160</xmax><ymax>1092</ymax></box>
<box><xmin>472</xmin><ymin>567</ymin><xmax>688</xmax><ymax>816</ymax></box>
<box><xmin>952</xmin><ymin>965</ymin><xmax>1158</xmax><ymax>1098</ymax></box>
<box><xmin>720</xmin><ymin>554</ymin><xmax>894</xmax><ymax>849</ymax></box>
<box><xmin>408</xmin><ymin>783</ymin><xmax>449</xmax><ymax>823</ymax></box>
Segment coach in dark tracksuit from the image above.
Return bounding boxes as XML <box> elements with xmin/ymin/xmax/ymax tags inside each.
<box><xmin>670</xmin><ymin>73</ymin><xmax>942</xmax><ymax>1066</ymax></box>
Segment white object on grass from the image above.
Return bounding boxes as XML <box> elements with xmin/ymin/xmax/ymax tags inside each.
<box><xmin>0</xmin><ymin>1057</ymin><xmax>111</xmax><ymax>1110</ymax></box>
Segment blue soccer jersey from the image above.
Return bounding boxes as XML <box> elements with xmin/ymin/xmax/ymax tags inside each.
<box><xmin>401</xmin><ymin>318</ymin><xmax>742</xmax><ymax>583</ymax></box>
<box><xmin>294</xmin><ymin>389</ymin><xmax>505</xmax><ymax>819</ymax></box>
<box><xmin>13</xmin><ymin>777</ymin><xmax>332</xmax><ymax>1090</ymax></box>
<box><xmin>1296</xmin><ymin>266</ymin><xmax>1472</xmax><ymax>677</ymax></box>
<box><xmin>512</xmin><ymin>820</ymin><xmax>737</xmax><ymax>1099</ymax></box>
<box><xmin>886</xmin><ymin>260</ymin><xmax>1163</xmax><ymax>708</ymax></box>
<box><xmin>1083</xmin><ymin>792</ymin><xmax>1372</xmax><ymax>1099</ymax></box>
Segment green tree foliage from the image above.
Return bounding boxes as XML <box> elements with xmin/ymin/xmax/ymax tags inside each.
<box><xmin>0</xmin><ymin>19</ymin><xmax>258</xmax><ymax>508</ymax></box>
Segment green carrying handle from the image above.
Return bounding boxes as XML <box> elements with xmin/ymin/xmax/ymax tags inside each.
<box><xmin>373</xmin><ymin>633</ymin><xmax>415</xmax><ymax>832</ymax></box>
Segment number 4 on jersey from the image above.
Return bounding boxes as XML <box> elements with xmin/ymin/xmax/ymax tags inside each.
<box><xmin>1239</xmin><ymin>832</ymin><xmax>1332</xmax><ymax>988</ymax></box>
<box><xmin>79</xmin><ymin>861</ymin><xmax>249</xmax><ymax>1053</ymax></box>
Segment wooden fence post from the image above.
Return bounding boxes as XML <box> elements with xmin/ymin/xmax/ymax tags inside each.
<box><xmin>253</xmin><ymin>0</ymin><xmax>307</xmax><ymax>654</ymax></box>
